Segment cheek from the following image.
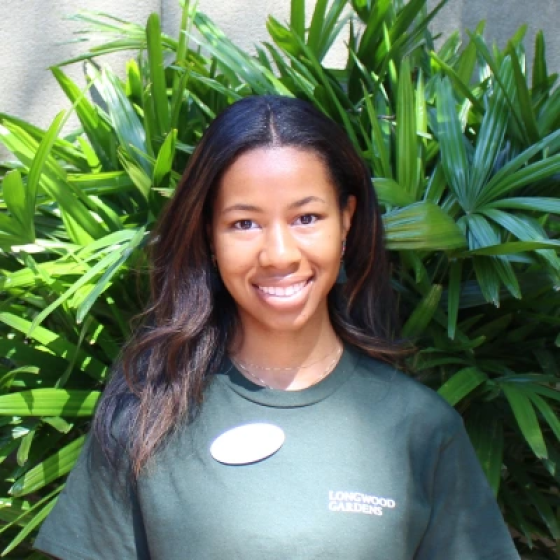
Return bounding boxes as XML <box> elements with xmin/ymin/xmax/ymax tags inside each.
<box><xmin>300</xmin><ymin>233</ymin><xmax>342</xmax><ymax>263</ymax></box>
<box><xmin>320</xmin><ymin>249</ymin><xmax>342</xmax><ymax>269</ymax></box>
<box><xmin>321</xmin><ymin>242</ymin><xmax>345</xmax><ymax>279</ymax></box>
<box><xmin>218</xmin><ymin>256</ymin><xmax>249</xmax><ymax>276</ymax></box>
<box><xmin>215</xmin><ymin>243</ymin><xmax>255</xmax><ymax>280</ymax></box>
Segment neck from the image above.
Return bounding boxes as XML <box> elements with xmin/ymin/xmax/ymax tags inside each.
<box><xmin>230</xmin><ymin>314</ymin><xmax>342</xmax><ymax>390</ymax></box>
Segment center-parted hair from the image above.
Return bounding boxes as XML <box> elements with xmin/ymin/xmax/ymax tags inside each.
<box><xmin>94</xmin><ymin>95</ymin><xmax>402</xmax><ymax>478</ymax></box>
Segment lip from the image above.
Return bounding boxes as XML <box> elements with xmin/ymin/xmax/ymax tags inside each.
<box><xmin>253</xmin><ymin>276</ymin><xmax>311</xmax><ymax>287</ymax></box>
<box><xmin>256</xmin><ymin>280</ymin><xmax>308</xmax><ymax>297</ymax></box>
<box><xmin>252</xmin><ymin>277</ymin><xmax>313</xmax><ymax>306</ymax></box>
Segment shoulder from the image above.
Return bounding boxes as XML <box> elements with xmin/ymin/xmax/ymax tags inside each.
<box><xmin>348</xmin><ymin>346</ymin><xmax>463</xmax><ymax>441</ymax></box>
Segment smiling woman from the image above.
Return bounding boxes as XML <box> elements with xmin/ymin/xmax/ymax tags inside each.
<box><xmin>211</xmin><ymin>146</ymin><xmax>356</xmax><ymax>387</ymax></box>
<box><xmin>34</xmin><ymin>96</ymin><xmax>520</xmax><ymax>559</ymax></box>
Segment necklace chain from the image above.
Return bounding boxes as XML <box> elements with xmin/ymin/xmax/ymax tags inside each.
<box><xmin>231</xmin><ymin>344</ymin><xmax>343</xmax><ymax>390</ymax></box>
<box><xmin>232</xmin><ymin>343</ymin><xmax>341</xmax><ymax>372</ymax></box>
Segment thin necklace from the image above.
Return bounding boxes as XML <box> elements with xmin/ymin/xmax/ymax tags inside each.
<box><xmin>231</xmin><ymin>344</ymin><xmax>343</xmax><ymax>390</ymax></box>
<box><xmin>232</xmin><ymin>343</ymin><xmax>341</xmax><ymax>372</ymax></box>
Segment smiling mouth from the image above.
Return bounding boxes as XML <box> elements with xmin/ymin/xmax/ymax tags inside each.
<box><xmin>256</xmin><ymin>279</ymin><xmax>311</xmax><ymax>298</ymax></box>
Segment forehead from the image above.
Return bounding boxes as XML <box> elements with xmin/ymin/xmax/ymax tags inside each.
<box><xmin>214</xmin><ymin>147</ymin><xmax>338</xmax><ymax>209</ymax></box>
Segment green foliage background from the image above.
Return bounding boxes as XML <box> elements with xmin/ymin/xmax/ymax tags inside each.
<box><xmin>1</xmin><ymin>0</ymin><xmax>560</xmax><ymax>556</ymax></box>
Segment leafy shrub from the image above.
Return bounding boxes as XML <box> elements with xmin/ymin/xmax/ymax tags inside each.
<box><xmin>1</xmin><ymin>0</ymin><xmax>560</xmax><ymax>556</ymax></box>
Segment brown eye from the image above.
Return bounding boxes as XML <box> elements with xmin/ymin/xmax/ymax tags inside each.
<box><xmin>233</xmin><ymin>220</ymin><xmax>257</xmax><ymax>230</ymax></box>
<box><xmin>295</xmin><ymin>214</ymin><xmax>318</xmax><ymax>226</ymax></box>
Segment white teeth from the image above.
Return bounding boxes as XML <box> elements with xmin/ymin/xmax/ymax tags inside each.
<box><xmin>258</xmin><ymin>281</ymin><xmax>307</xmax><ymax>297</ymax></box>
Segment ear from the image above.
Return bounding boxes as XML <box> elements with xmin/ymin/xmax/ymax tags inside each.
<box><xmin>341</xmin><ymin>195</ymin><xmax>356</xmax><ymax>239</ymax></box>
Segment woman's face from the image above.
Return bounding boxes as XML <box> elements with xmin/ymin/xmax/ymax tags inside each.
<box><xmin>211</xmin><ymin>147</ymin><xmax>355</xmax><ymax>336</ymax></box>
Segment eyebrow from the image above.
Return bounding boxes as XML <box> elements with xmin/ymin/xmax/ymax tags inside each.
<box><xmin>221</xmin><ymin>203</ymin><xmax>261</xmax><ymax>215</ymax></box>
<box><xmin>221</xmin><ymin>196</ymin><xmax>327</xmax><ymax>215</ymax></box>
<box><xmin>289</xmin><ymin>195</ymin><xmax>327</xmax><ymax>209</ymax></box>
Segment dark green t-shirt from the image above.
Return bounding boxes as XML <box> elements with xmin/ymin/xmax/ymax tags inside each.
<box><xmin>35</xmin><ymin>347</ymin><xmax>520</xmax><ymax>559</ymax></box>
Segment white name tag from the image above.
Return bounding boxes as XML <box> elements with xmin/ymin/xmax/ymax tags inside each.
<box><xmin>210</xmin><ymin>423</ymin><xmax>285</xmax><ymax>465</ymax></box>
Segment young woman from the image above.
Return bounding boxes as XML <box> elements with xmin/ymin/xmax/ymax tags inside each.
<box><xmin>35</xmin><ymin>95</ymin><xmax>520</xmax><ymax>559</ymax></box>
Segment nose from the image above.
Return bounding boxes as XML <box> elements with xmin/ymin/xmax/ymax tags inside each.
<box><xmin>259</xmin><ymin>223</ymin><xmax>301</xmax><ymax>269</ymax></box>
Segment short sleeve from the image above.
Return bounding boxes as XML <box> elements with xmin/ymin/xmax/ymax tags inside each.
<box><xmin>34</xmin><ymin>434</ymin><xmax>149</xmax><ymax>560</ymax></box>
<box><xmin>414</xmin><ymin>421</ymin><xmax>520</xmax><ymax>560</ymax></box>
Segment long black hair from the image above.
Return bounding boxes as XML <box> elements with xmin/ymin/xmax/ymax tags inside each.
<box><xmin>95</xmin><ymin>95</ymin><xmax>402</xmax><ymax>477</ymax></box>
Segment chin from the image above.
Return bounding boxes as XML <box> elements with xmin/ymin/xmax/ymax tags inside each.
<box><xmin>243</xmin><ymin>301</ymin><xmax>330</xmax><ymax>335</ymax></box>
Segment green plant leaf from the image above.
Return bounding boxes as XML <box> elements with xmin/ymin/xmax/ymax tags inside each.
<box><xmin>472</xmin><ymin>256</ymin><xmax>501</xmax><ymax>306</ymax></box>
<box><xmin>17</xmin><ymin>428</ymin><xmax>36</xmax><ymax>467</ymax></box>
<box><xmin>430</xmin><ymin>51</ymin><xmax>483</xmax><ymax>112</ymax></box>
<box><xmin>484</xmin><ymin>196</ymin><xmax>560</xmax><ymax>214</ymax></box>
<box><xmin>464</xmin><ymin>240</ymin><xmax>560</xmax><ymax>256</ymax></box>
<box><xmin>477</xmin><ymin>130</ymin><xmax>560</xmax><ymax>205</ymax></box>
<box><xmin>373</xmin><ymin>178</ymin><xmax>415</xmax><ymax>207</ymax></box>
<box><xmin>10</xmin><ymin>436</ymin><xmax>85</xmax><ymax>497</ymax></box>
<box><xmin>402</xmin><ymin>284</ymin><xmax>442</xmax><ymax>338</ymax></box>
<box><xmin>51</xmin><ymin>66</ymin><xmax>116</xmax><ymax>169</ymax></box>
<box><xmin>90</xmin><ymin>65</ymin><xmax>151</xmax><ymax>175</ymax></box>
<box><xmin>0</xmin><ymin>122</ymin><xmax>107</xmax><ymax>243</ymax></box>
<box><xmin>456</xmin><ymin>22</ymin><xmax>484</xmax><ymax>85</ymax></box>
<box><xmin>308</xmin><ymin>0</ymin><xmax>329</xmax><ymax>55</ymax></box>
<box><xmin>469</xmin><ymin>58</ymin><xmax>513</xmax><ymax>204</ymax></box>
<box><xmin>192</xmin><ymin>13</ymin><xmax>292</xmax><ymax>96</ymax></box>
<box><xmin>384</xmin><ymin>202</ymin><xmax>466</xmax><ymax>250</ymax></box>
<box><xmin>447</xmin><ymin>259</ymin><xmax>462</xmax><ymax>340</ymax></box>
<box><xmin>528</xmin><ymin>392</ymin><xmax>560</xmax><ymax>443</ymax></box>
<box><xmin>267</xmin><ymin>17</ymin><xmax>300</xmax><ymax>57</ymax></box>
<box><xmin>147</xmin><ymin>13</ymin><xmax>171</xmax><ymax>138</ymax></box>
<box><xmin>507</xmin><ymin>44</ymin><xmax>540</xmax><ymax>144</ymax></box>
<box><xmin>0</xmin><ymin>499</ymin><xmax>31</xmax><ymax>526</ymax></box>
<box><xmin>466</xmin><ymin>406</ymin><xmax>503</xmax><ymax>495</ymax></box>
<box><xmin>0</xmin><ymin>313</ymin><xmax>107</xmax><ymax>381</ymax></box>
<box><xmin>2</xmin><ymin>170</ymin><xmax>34</xmax><ymax>242</ymax></box>
<box><xmin>153</xmin><ymin>129</ymin><xmax>177</xmax><ymax>188</ymax></box>
<box><xmin>438</xmin><ymin>367</ymin><xmax>487</xmax><ymax>406</ymax></box>
<box><xmin>362</xmin><ymin>86</ymin><xmax>392</xmax><ymax>179</ymax></box>
<box><xmin>29</xmin><ymin>233</ymin><xmax>141</xmax><ymax>330</ymax></box>
<box><xmin>509</xmin><ymin>464</ymin><xmax>560</xmax><ymax>540</ymax></box>
<box><xmin>502</xmin><ymin>384</ymin><xmax>548</xmax><ymax>459</ymax></box>
<box><xmin>76</xmin><ymin>226</ymin><xmax>146</xmax><ymax>322</ymax></box>
<box><xmin>0</xmin><ymin>390</ymin><xmax>100</xmax><ymax>417</ymax></box>
<box><xmin>1</xmin><ymin>495</ymin><xmax>58</xmax><ymax>556</ymax></box>
<box><xmin>436</xmin><ymin>78</ymin><xmax>470</xmax><ymax>210</ymax></box>
<box><xmin>396</xmin><ymin>59</ymin><xmax>418</xmax><ymax>197</ymax></box>
<box><xmin>291</xmin><ymin>0</ymin><xmax>305</xmax><ymax>38</ymax></box>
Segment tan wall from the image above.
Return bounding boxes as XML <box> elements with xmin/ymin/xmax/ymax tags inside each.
<box><xmin>1</xmin><ymin>0</ymin><xmax>559</xmax><ymax>135</ymax></box>
<box><xmin>431</xmin><ymin>0</ymin><xmax>560</xmax><ymax>68</ymax></box>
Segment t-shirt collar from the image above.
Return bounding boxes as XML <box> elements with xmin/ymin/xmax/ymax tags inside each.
<box><xmin>216</xmin><ymin>345</ymin><xmax>360</xmax><ymax>408</ymax></box>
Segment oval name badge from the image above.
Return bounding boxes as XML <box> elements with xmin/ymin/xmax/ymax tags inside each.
<box><xmin>210</xmin><ymin>423</ymin><xmax>285</xmax><ymax>465</ymax></box>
